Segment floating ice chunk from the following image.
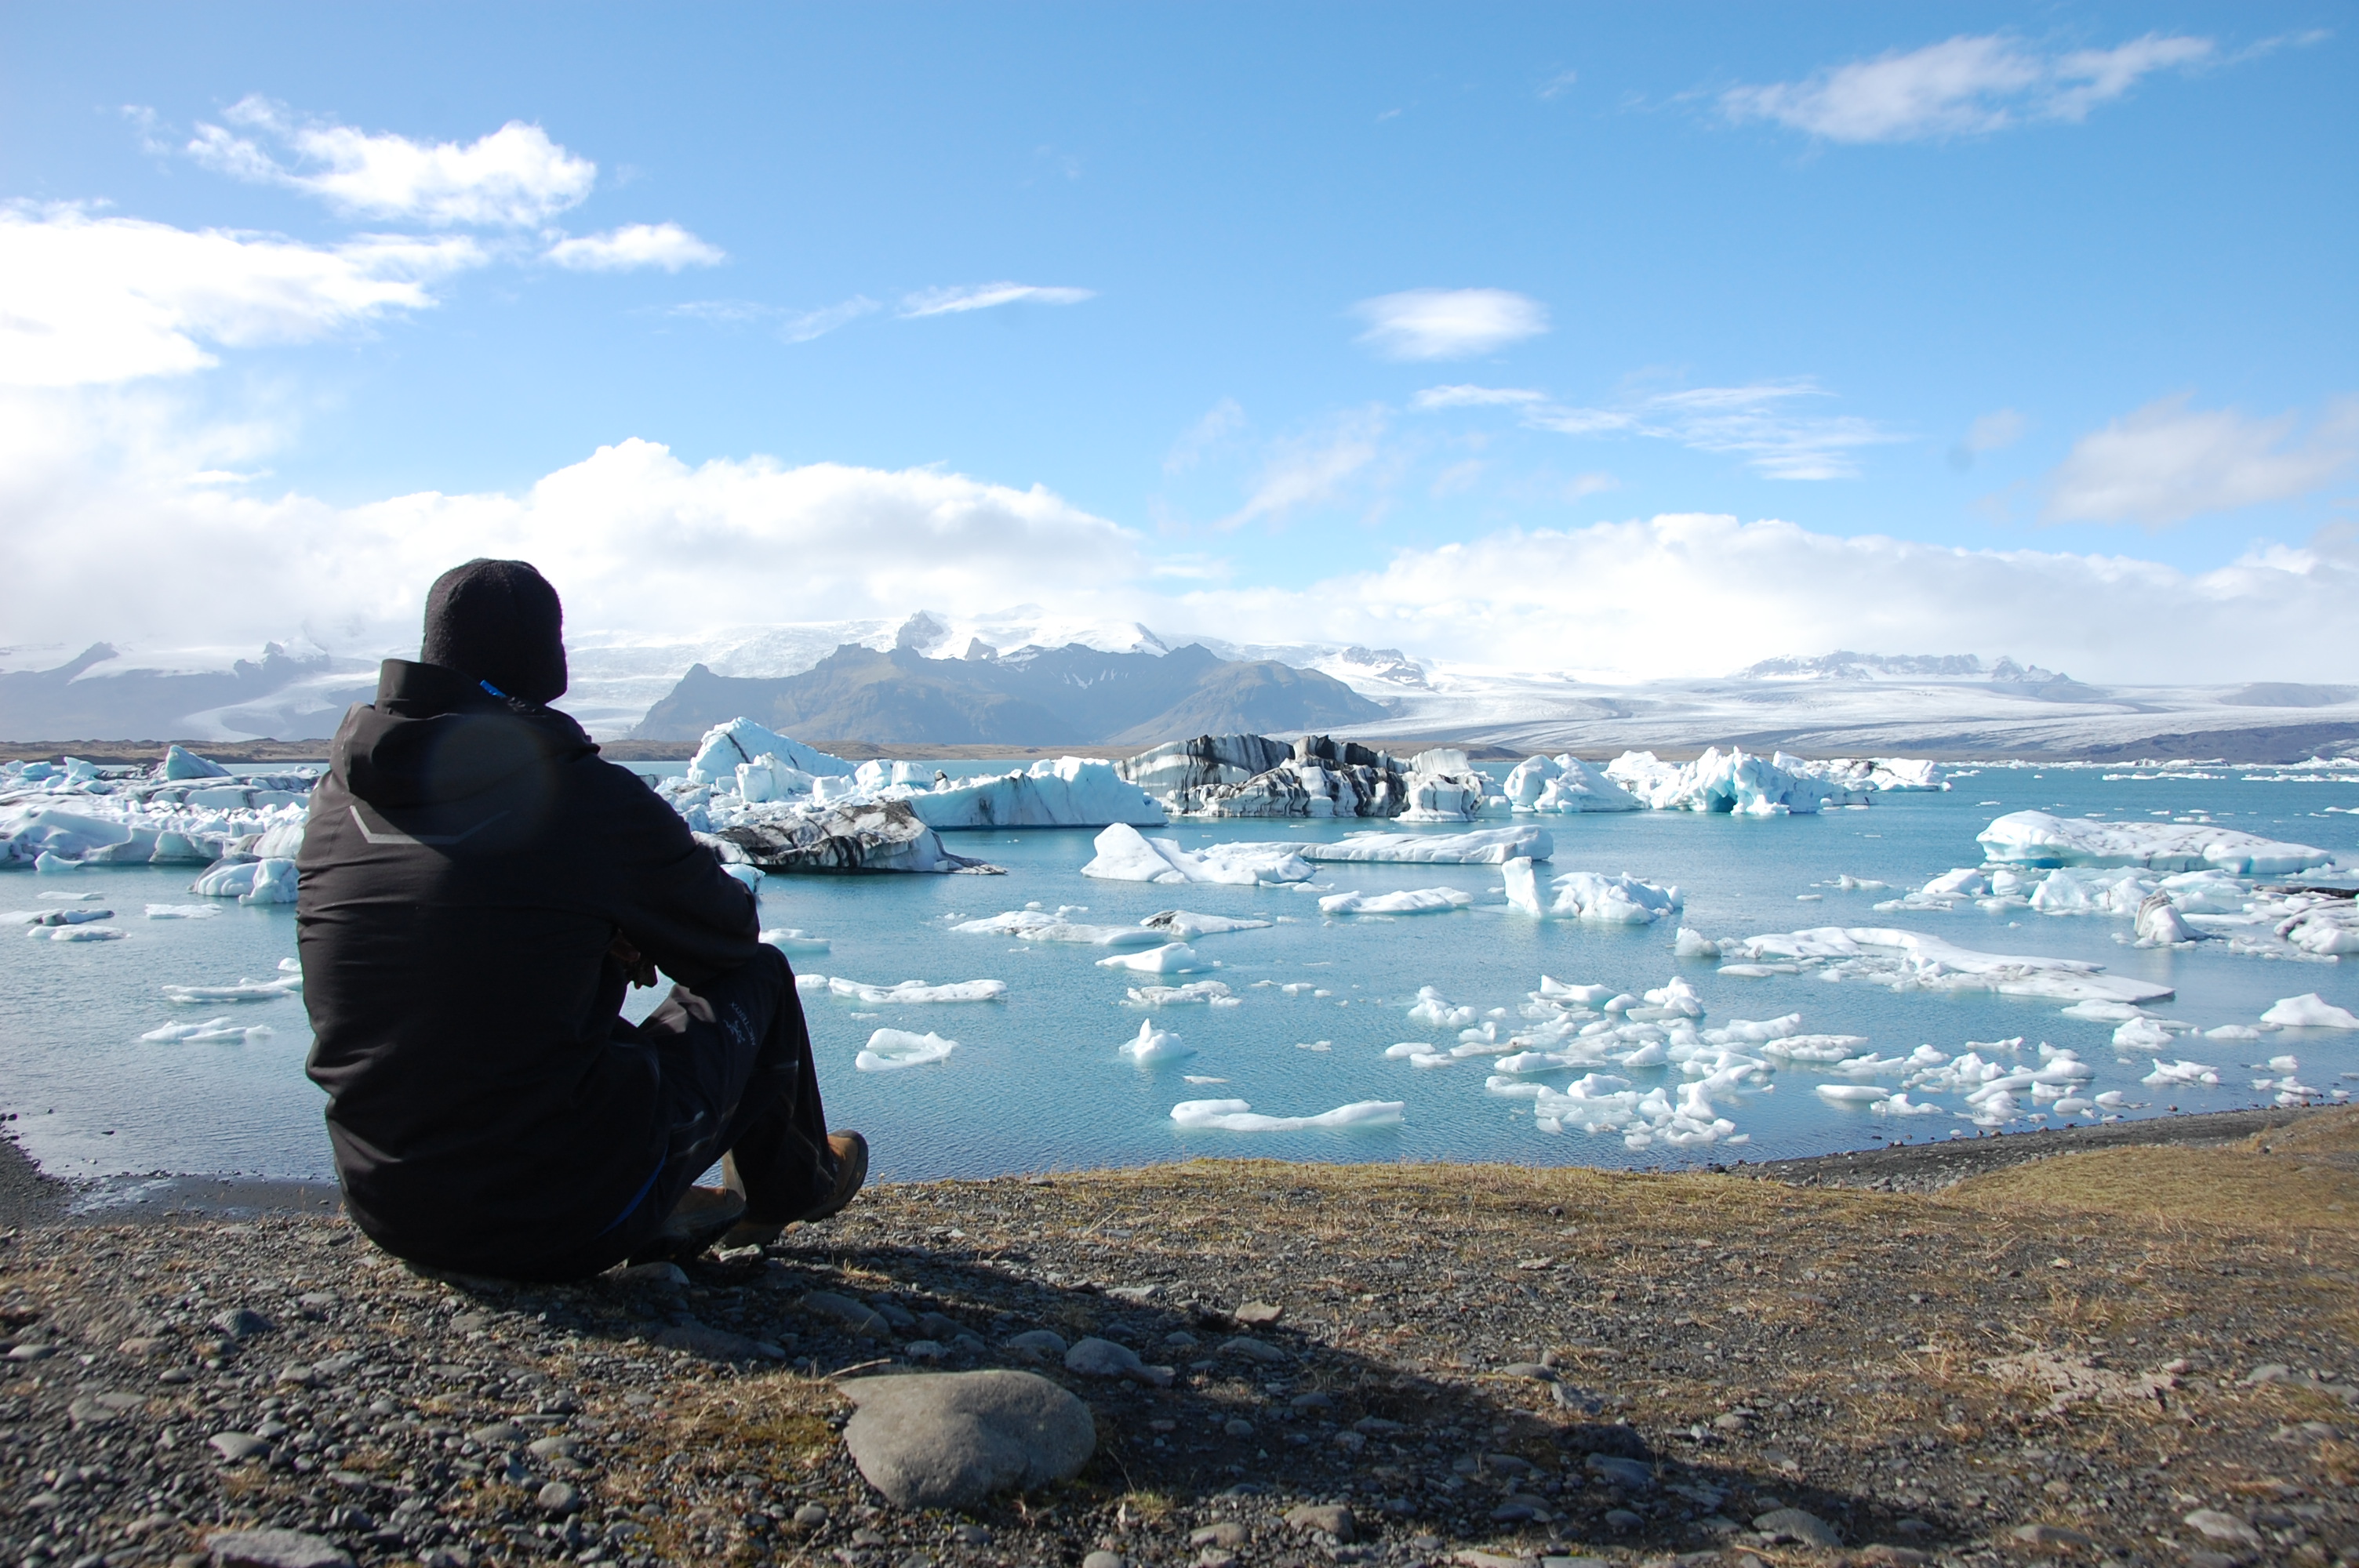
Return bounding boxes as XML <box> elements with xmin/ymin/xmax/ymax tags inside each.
<box><xmin>2110</xmin><ymin>1018</ymin><xmax>2179</xmax><ymax>1050</ymax></box>
<box><xmin>1758</xmin><ymin>1034</ymin><xmax>1873</xmax><ymax>1063</ymax></box>
<box><xmin>1873</xmin><ymin>1093</ymin><xmax>1943</xmax><ymax>1116</ymax></box>
<box><xmin>32</xmin><ymin>924</ymin><xmax>124</xmax><ymax>941</ymax></box>
<box><xmin>1407</xmin><ymin>986</ymin><xmax>1478</xmax><ymax>1029</ymax></box>
<box><xmin>1383</xmin><ymin>1041</ymin><xmax>1435</xmax><ymax>1058</ymax></box>
<box><xmin>1123</xmin><ymin>980</ymin><xmax>1238</xmax><ymax>1007</ymax></box>
<box><xmin>1169</xmin><ymin>1098</ymin><xmax>1405</xmax><ymax>1132</ymax></box>
<box><xmin>1078</xmin><ymin>823</ymin><xmax>1313</xmax><ymax>885</ymax></box>
<box><xmin>2261</xmin><ymin>993</ymin><xmax>2359</xmax><ymax>1029</ymax></box>
<box><xmin>1183</xmin><ymin>1074</ymin><xmax>1227</xmax><ymax>1083</ymax></box>
<box><xmin>1704</xmin><ymin>1014</ymin><xmax>1802</xmax><ymax>1044</ymax></box>
<box><xmin>1831</xmin><ymin>1053</ymin><xmax>1913</xmax><ymax>1076</ymax></box>
<box><xmin>722</xmin><ymin>862</ymin><xmax>765</xmax><ymax>896</ymax></box>
<box><xmin>1501</xmin><ymin>860</ymin><xmax>1680</xmax><ymax>923</ymax></box>
<box><xmin>1640</xmin><ymin>976</ymin><xmax>1704</xmax><ymax>1018</ymax></box>
<box><xmin>1977</xmin><ymin>811</ymin><xmax>2332</xmax><ymax>875</ymax></box>
<box><xmin>1318</xmin><ymin>887</ymin><xmax>1473</xmax><ymax>916</ymax></box>
<box><xmin>144</xmin><ymin>903</ymin><xmax>222</xmax><ymax>920</ymax></box>
<box><xmin>686</xmin><ymin>719</ymin><xmax>852</xmax><ymax>787</ymax></box>
<box><xmin>1816</xmin><ymin>1083</ymin><xmax>1891</xmax><ymax>1103</ymax></box>
<box><xmin>2205</xmin><ymin>1024</ymin><xmax>2262</xmax><ymax>1041</ymax></box>
<box><xmin>899</xmin><ymin>757</ymin><xmax>1165</xmax><ymax>830</ymax></box>
<box><xmin>760</xmin><ymin>928</ymin><xmax>831</xmax><ymax>953</ymax></box>
<box><xmin>1118</xmin><ymin>1019</ymin><xmax>1192</xmax><ymax>1064</ymax></box>
<box><xmin>1714</xmin><ymin>963</ymin><xmax>1793</xmax><ymax>978</ymax></box>
<box><xmin>954</xmin><ymin>909</ymin><xmax>1166</xmax><ymax>947</ymax></box>
<box><xmin>855</xmin><ymin>1029</ymin><xmax>958</xmax><ymax>1071</ymax></box>
<box><xmin>2141</xmin><ymin>1058</ymin><xmax>2219</xmax><ymax>1086</ymax></box>
<box><xmin>1502</xmin><ymin>753</ymin><xmax>1642</xmax><ymax>814</ymax></box>
<box><xmin>827</xmin><ymin>977</ymin><xmax>1008</xmax><ymax>1004</ymax></box>
<box><xmin>1725</xmin><ymin>926</ymin><xmax>2172</xmax><ymax>1005</ymax></box>
<box><xmin>189</xmin><ymin>858</ymin><xmax>299</xmax><ymax>904</ymax></box>
<box><xmin>140</xmin><ymin>1016</ymin><xmax>272</xmax><ymax>1044</ymax></box>
<box><xmin>157</xmin><ymin>744</ymin><xmax>233</xmax><ymax>781</ymax></box>
<box><xmin>1605</xmin><ymin>747</ymin><xmax>1859</xmax><ymax>815</ymax></box>
<box><xmin>161</xmin><ymin>975</ymin><xmax>300</xmax><ymax>1004</ymax></box>
<box><xmin>1140</xmin><ymin>910</ymin><xmax>1273</xmax><ymax>940</ymax></box>
<box><xmin>1538</xmin><ymin>976</ymin><xmax>1616</xmax><ymax>1005</ymax></box>
<box><xmin>1303</xmin><ymin>826</ymin><xmax>1553</xmax><ymax>865</ymax></box>
<box><xmin>1096</xmin><ymin>942</ymin><xmax>1208</xmax><ymax>974</ymax></box>
<box><xmin>794</xmin><ymin>973</ymin><xmax>828</xmax><ymax>992</ymax></box>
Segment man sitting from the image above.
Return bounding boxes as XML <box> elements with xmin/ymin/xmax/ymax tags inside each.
<box><xmin>298</xmin><ymin>558</ymin><xmax>863</xmax><ymax>1279</ymax></box>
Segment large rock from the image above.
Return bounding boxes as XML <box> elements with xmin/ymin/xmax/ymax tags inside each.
<box><xmin>840</xmin><ymin>1370</ymin><xmax>1096</xmax><ymax>1509</ymax></box>
<box><xmin>206</xmin><ymin>1529</ymin><xmax>355</xmax><ymax>1568</ymax></box>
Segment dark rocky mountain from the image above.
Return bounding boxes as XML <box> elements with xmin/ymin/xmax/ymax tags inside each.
<box><xmin>631</xmin><ymin>642</ymin><xmax>1390</xmax><ymax>745</ymax></box>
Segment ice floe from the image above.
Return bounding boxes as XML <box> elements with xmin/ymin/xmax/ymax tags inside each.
<box><xmin>2142</xmin><ymin>1058</ymin><xmax>2221</xmax><ymax>1087</ymax></box>
<box><xmin>140</xmin><ymin>1017</ymin><xmax>273</xmax><ymax>1044</ymax></box>
<box><xmin>1977</xmin><ymin>811</ymin><xmax>2334</xmax><ymax>874</ymax></box>
<box><xmin>704</xmin><ymin>800</ymin><xmax>999</xmax><ymax>875</ymax></box>
<box><xmin>825</xmin><ymin>978</ymin><xmax>1008</xmax><ymax>1004</ymax></box>
<box><xmin>1501</xmin><ymin>754</ymin><xmax>1641</xmax><ymax>814</ymax></box>
<box><xmin>855</xmin><ymin>1029</ymin><xmax>958</xmax><ymax>1071</ymax></box>
<box><xmin>2261</xmin><ymin>993</ymin><xmax>2359</xmax><ymax>1029</ymax></box>
<box><xmin>1318</xmin><ymin>887</ymin><xmax>1474</xmax><ymax>916</ymax></box>
<box><xmin>760</xmin><ymin>928</ymin><xmax>831</xmax><ymax>953</ymax></box>
<box><xmin>1301</xmin><ymin>826</ymin><xmax>1552</xmax><ymax>865</ymax></box>
<box><xmin>1096</xmin><ymin>943</ymin><xmax>1209</xmax><ymax>974</ymax></box>
<box><xmin>162</xmin><ymin>975</ymin><xmax>300</xmax><ymax>1004</ymax></box>
<box><xmin>31</xmin><ymin>924</ymin><xmax>124</xmax><ymax>942</ymax></box>
<box><xmin>1717</xmin><ymin>927</ymin><xmax>2173</xmax><ymax>1005</ymax></box>
<box><xmin>1121</xmin><ymin>980</ymin><xmax>1239</xmax><ymax>1007</ymax></box>
<box><xmin>954</xmin><ymin>908</ymin><xmax>1166</xmax><ymax>947</ymax></box>
<box><xmin>1501</xmin><ymin>860</ymin><xmax>1681</xmax><ymax>923</ymax></box>
<box><xmin>1117</xmin><ymin>1020</ymin><xmax>1192</xmax><ymax>1064</ymax></box>
<box><xmin>1079</xmin><ymin>824</ymin><xmax>1314</xmax><ymax>885</ymax></box>
<box><xmin>189</xmin><ymin>858</ymin><xmax>299</xmax><ymax>904</ymax></box>
<box><xmin>1140</xmin><ymin>910</ymin><xmax>1273</xmax><ymax>939</ymax></box>
<box><xmin>144</xmin><ymin>903</ymin><xmax>222</xmax><ymax>920</ymax></box>
<box><xmin>1169</xmin><ymin>1098</ymin><xmax>1405</xmax><ymax>1131</ymax></box>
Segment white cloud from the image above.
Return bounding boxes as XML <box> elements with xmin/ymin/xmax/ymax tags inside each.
<box><xmin>2045</xmin><ymin>394</ymin><xmax>2359</xmax><ymax>526</ymax></box>
<box><xmin>187</xmin><ymin>96</ymin><xmax>597</xmax><ymax>227</ymax></box>
<box><xmin>1353</xmin><ymin>289</ymin><xmax>1549</xmax><ymax>361</ymax></box>
<box><xmin>899</xmin><ymin>281</ymin><xmax>1096</xmax><ymax>318</ymax></box>
<box><xmin>668</xmin><ymin>296</ymin><xmax>880</xmax><ymax>343</ymax></box>
<box><xmin>544</xmin><ymin>223</ymin><xmax>724</xmax><ymax>273</ymax></box>
<box><xmin>1420</xmin><ymin>377</ymin><xmax>1904</xmax><ymax>481</ymax></box>
<box><xmin>1412</xmin><ymin>385</ymin><xmax>1547</xmax><ymax>410</ymax></box>
<box><xmin>0</xmin><ymin>204</ymin><xmax>483</xmax><ymax>387</ymax></box>
<box><xmin>1165</xmin><ymin>397</ymin><xmax>1245</xmax><ymax>475</ymax></box>
<box><xmin>1217</xmin><ymin>409</ymin><xmax>1387</xmax><ymax>529</ymax></box>
<box><xmin>0</xmin><ymin>401</ymin><xmax>1149</xmax><ymax>658</ymax></box>
<box><xmin>1177</xmin><ymin>513</ymin><xmax>2359</xmax><ymax>684</ymax></box>
<box><xmin>1722</xmin><ymin>32</ymin><xmax>2215</xmax><ymax>143</ymax></box>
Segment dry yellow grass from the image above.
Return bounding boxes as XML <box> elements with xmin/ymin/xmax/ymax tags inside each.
<box><xmin>1939</xmin><ymin>1106</ymin><xmax>2359</xmax><ymax>1232</ymax></box>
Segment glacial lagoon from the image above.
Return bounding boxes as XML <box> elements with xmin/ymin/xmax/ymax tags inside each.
<box><xmin>4</xmin><ymin>760</ymin><xmax>2355</xmax><ymax>1189</ymax></box>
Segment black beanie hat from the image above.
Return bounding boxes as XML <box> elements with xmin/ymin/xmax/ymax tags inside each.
<box><xmin>419</xmin><ymin>559</ymin><xmax>569</xmax><ymax>704</ymax></box>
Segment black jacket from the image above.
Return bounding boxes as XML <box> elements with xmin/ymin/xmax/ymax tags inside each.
<box><xmin>298</xmin><ymin>660</ymin><xmax>758</xmax><ymax>1266</ymax></box>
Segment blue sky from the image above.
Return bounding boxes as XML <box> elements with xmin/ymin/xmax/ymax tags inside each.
<box><xmin>2</xmin><ymin>5</ymin><xmax>2354</xmax><ymax>681</ymax></box>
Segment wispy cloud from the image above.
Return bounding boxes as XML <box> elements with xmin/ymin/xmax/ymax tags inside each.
<box><xmin>1722</xmin><ymin>33</ymin><xmax>2219</xmax><ymax>143</ymax></box>
<box><xmin>1416</xmin><ymin>379</ymin><xmax>1904</xmax><ymax>481</ymax></box>
<box><xmin>2045</xmin><ymin>394</ymin><xmax>2359</xmax><ymax>526</ymax></box>
<box><xmin>1217</xmin><ymin>408</ymin><xmax>1387</xmax><ymax>529</ymax></box>
<box><xmin>0</xmin><ymin>202</ymin><xmax>484</xmax><ymax>387</ymax></box>
<box><xmin>1352</xmin><ymin>289</ymin><xmax>1548</xmax><ymax>361</ymax></box>
<box><xmin>1165</xmin><ymin>397</ymin><xmax>1245</xmax><ymax>475</ymax></box>
<box><xmin>899</xmin><ymin>281</ymin><xmax>1096</xmax><ymax>318</ymax></box>
<box><xmin>667</xmin><ymin>296</ymin><xmax>879</xmax><ymax>343</ymax></box>
<box><xmin>544</xmin><ymin>222</ymin><xmax>724</xmax><ymax>273</ymax></box>
<box><xmin>1949</xmin><ymin>408</ymin><xmax>2026</xmax><ymax>470</ymax></box>
<box><xmin>1539</xmin><ymin>70</ymin><xmax>1579</xmax><ymax>100</ymax></box>
<box><xmin>185</xmin><ymin>96</ymin><xmax>597</xmax><ymax>226</ymax></box>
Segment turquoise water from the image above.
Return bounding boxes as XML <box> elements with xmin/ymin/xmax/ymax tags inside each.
<box><xmin>4</xmin><ymin>765</ymin><xmax>2354</xmax><ymax>1185</ymax></box>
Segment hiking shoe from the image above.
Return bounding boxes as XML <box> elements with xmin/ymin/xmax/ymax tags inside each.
<box><xmin>717</xmin><ymin>1131</ymin><xmax>868</xmax><ymax>1249</ymax></box>
<box><xmin>628</xmin><ymin>1184</ymin><xmax>745</xmax><ymax>1265</ymax></box>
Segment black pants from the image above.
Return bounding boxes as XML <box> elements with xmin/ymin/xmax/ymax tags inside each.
<box><xmin>533</xmin><ymin>945</ymin><xmax>838</xmax><ymax>1279</ymax></box>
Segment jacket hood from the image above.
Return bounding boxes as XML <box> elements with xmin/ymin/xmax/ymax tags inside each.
<box><xmin>335</xmin><ymin>660</ymin><xmax>598</xmax><ymax>811</ymax></box>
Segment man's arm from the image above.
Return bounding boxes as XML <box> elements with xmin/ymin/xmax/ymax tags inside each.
<box><xmin>590</xmin><ymin>762</ymin><xmax>762</xmax><ymax>989</ymax></box>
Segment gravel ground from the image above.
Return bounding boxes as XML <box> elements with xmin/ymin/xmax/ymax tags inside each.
<box><xmin>2</xmin><ymin>1112</ymin><xmax>2354</xmax><ymax>1568</ymax></box>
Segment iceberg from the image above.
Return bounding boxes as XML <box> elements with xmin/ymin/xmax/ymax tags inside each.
<box><xmin>1078</xmin><ymin>823</ymin><xmax>1314</xmax><ymax>885</ymax></box>
<box><xmin>2260</xmin><ymin>993</ymin><xmax>2359</xmax><ymax>1029</ymax></box>
<box><xmin>162</xmin><ymin>975</ymin><xmax>300</xmax><ymax>1004</ymax></box>
<box><xmin>144</xmin><ymin>904</ymin><xmax>221</xmax><ymax>919</ymax></box>
<box><xmin>2142</xmin><ymin>1058</ymin><xmax>2221</xmax><ymax>1086</ymax></box>
<box><xmin>1118</xmin><ymin>1019</ymin><xmax>1192</xmax><ymax>1064</ymax></box>
<box><xmin>1117</xmin><ymin>734</ymin><xmax>1293</xmax><ymax>796</ymax></box>
<box><xmin>1976</xmin><ymin>811</ymin><xmax>2333</xmax><ymax>875</ymax></box>
<box><xmin>1303</xmin><ymin>826</ymin><xmax>1552</xmax><ymax>865</ymax></box>
<box><xmin>1501</xmin><ymin>860</ymin><xmax>1681</xmax><ymax>923</ymax></box>
<box><xmin>1165</xmin><ymin>735</ymin><xmax>1412</xmax><ymax>819</ymax></box>
<box><xmin>140</xmin><ymin>1016</ymin><xmax>271</xmax><ymax>1044</ymax></box>
<box><xmin>1721</xmin><ymin>926</ymin><xmax>2173</xmax><ymax>1005</ymax></box>
<box><xmin>1501</xmin><ymin>753</ymin><xmax>1641</xmax><ymax>814</ymax></box>
<box><xmin>1140</xmin><ymin>909</ymin><xmax>1273</xmax><ymax>940</ymax></box>
<box><xmin>1605</xmin><ymin>748</ymin><xmax>1860</xmax><ymax>815</ymax></box>
<box><xmin>1169</xmin><ymin>1098</ymin><xmax>1405</xmax><ymax>1131</ymax></box>
<box><xmin>1318</xmin><ymin>887</ymin><xmax>1474</xmax><ymax>916</ymax></box>
<box><xmin>2134</xmin><ymin>892</ymin><xmax>2201</xmax><ymax>946</ymax></box>
<box><xmin>189</xmin><ymin>858</ymin><xmax>298</xmax><ymax>904</ymax></box>
<box><xmin>826</xmin><ymin>977</ymin><xmax>1008</xmax><ymax>1004</ymax></box>
<box><xmin>855</xmin><ymin>1029</ymin><xmax>958</xmax><ymax>1071</ymax></box>
<box><xmin>1096</xmin><ymin>942</ymin><xmax>1208</xmax><ymax>974</ymax></box>
<box><xmin>706</xmin><ymin>800</ymin><xmax>1000</xmax><ymax>875</ymax></box>
<box><xmin>1398</xmin><ymin>749</ymin><xmax>1487</xmax><ymax>823</ymax></box>
<box><xmin>157</xmin><ymin>745</ymin><xmax>234</xmax><ymax>781</ymax></box>
<box><xmin>900</xmin><ymin>757</ymin><xmax>1165</xmax><ymax>830</ymax></box>
<box><xmin>685</xmin><ymin>719</ymin><xmax>852</xmax><ymax>786</ymax></box>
